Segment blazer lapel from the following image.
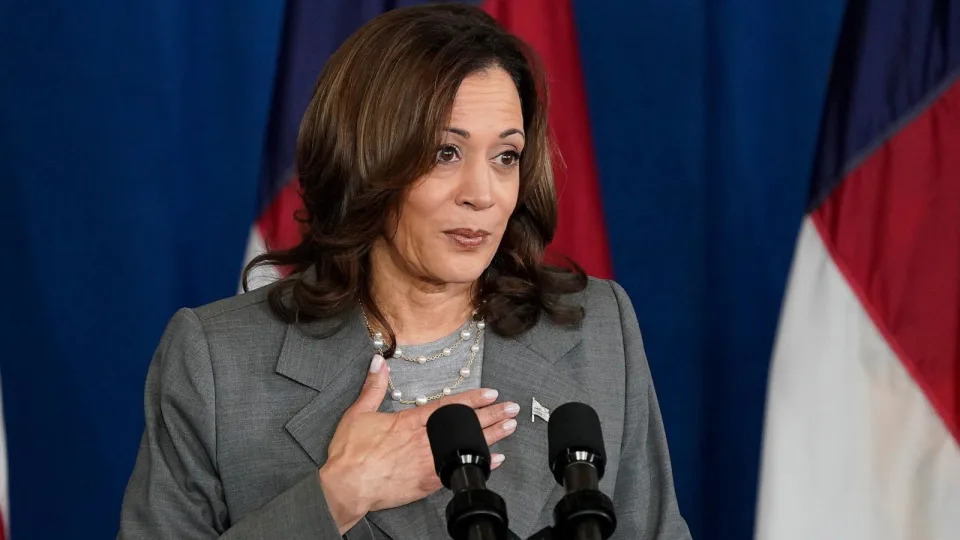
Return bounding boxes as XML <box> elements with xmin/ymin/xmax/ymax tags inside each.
<box><xmin>278</xmin><ymin>309</ymin><xmax>372</xmax><ymax>466</ymax></box>
<box><xmin>480</xmin><ymin>320</ymin><xmax>587</xmax><ymax>538</ymax></box>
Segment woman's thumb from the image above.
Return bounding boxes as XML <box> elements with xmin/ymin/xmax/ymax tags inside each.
<box><xmin>352</xmin><ymin>355</ymin><xmax>389</xmax><ymax>413</ymax></box>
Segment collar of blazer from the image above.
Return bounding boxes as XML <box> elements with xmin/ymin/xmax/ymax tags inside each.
<box><xmin>276</xmin><ymin>302</ymin><xmax>588</xmax><ymax>538</ymax></box>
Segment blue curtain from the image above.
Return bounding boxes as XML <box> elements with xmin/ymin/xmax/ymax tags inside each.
<box><xmin>572</xmin><ymin>1</ymin><xmax>845</xmax><ymax>537</ymax></box>
<box><xmin>0</xmin><ymin>2</ymin><xmax>285</xmax><ymax>537</ymax></box>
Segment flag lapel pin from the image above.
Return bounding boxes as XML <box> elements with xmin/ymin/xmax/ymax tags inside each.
<box><xmin>531</xmin><ymin>397</ymin><xmax>550</xmax><ymax>423</ymax></box>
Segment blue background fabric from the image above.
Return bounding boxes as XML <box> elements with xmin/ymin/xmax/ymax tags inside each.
<box><xmin>574</xmin><ymin>2</ymin><xmax>845</xmax><ymax>536</ymax></box>
<box><xmin>0</xmin><ymin>1</ymin><xmax>844</xmax><ymax>538</ymax></box>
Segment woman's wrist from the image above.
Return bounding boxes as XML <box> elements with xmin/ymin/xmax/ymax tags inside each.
<box><xmin>317</xmin><ymin>462</ymin><xmax>368</xmax><ymax>534</ymax></box>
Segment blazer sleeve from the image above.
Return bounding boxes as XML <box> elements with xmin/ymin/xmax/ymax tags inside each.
<box><xmin>117</xmin><ymin>308</ymin><xmax>343</xmax><ymax>539</ymax></box>
<box><xmin>608</xmin><ymin>281</ymin><xmax>692</xmax><ymax>540</ymax></box>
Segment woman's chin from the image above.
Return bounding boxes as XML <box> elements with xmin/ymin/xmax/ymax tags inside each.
<box><xmin>431</xmin><ymin>269</ymin><xmax>486</xmax><ymax>285</ymax></box>
<box><xmin>428</xmin><ymin>257</ymin><xmax>492</xmax><ymax>285</ymax></box>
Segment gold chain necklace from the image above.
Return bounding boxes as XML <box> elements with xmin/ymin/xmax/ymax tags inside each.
<box><xmin>360</xmin><ymin>304</ymin><xmax>485</xmax><ymax>406</ymax></box>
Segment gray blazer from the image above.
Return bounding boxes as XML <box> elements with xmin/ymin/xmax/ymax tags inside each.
<box><xmin>118</xmin><ymin>277</ymin><xmax>691</xmax><ymax>539</ymax></box>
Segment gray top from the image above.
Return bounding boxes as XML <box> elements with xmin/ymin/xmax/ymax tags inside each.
<box><xmin>117</xmin><ymin>277</ymin><xmax>691</xmax><ymax>540</ymax></box>
<box><xmin>381</xmin><ymin>319</ymin><xmax>483</xmax><ymax>412</ymax></box>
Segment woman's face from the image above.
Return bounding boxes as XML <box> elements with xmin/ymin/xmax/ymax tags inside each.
<box><xmin>383</xmin><ymin>67</ymin><xmax>524</xmax><ymax>286</ymax></box>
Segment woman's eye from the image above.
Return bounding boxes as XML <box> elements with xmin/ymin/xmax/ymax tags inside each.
<box><xmin>436</xmin><ymin>145</ymin><xmax>461</xmax><ymax>163</ymax></box>
<box><xmin>496</xmin><ymin>150</ymin><xmax>521</xmax><ymax>167</ymax></box>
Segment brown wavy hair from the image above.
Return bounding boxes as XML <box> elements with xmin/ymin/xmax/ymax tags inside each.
<box><xmin>243</xmin><ymin>3</ymin><xmax>587</xmax><ymax>346</ymax></box>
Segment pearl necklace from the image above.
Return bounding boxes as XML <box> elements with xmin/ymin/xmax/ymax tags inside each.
<box><xmin>380</xmin><ymin>321</ymin><xmax>479</xmax><ymax>365</ymax></box>
<box><xmin>360</xmin><ymin>305</ymin><xmax>485</xmax><ymax>406</ymax></box>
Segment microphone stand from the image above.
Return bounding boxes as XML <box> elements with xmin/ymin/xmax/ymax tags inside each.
<box><xmin>445</xmin><ymin>462</ymin><xmax>509</xmax><ymax>540</ymax></box>
<box><xmin>516</xmin><ymin>461</ymin><xmax>616</xmax><ymax>540</ymax></box>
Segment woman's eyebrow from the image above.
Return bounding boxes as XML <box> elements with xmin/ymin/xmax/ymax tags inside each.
<box><xmin>444</xmin><ymin>127</ymin><xmax>470</xmax><ymax>138</ymax></box>
<box><xmin>443</xmin><ymin>127</ymin><xmax>525</xmax><ymax>139</ymax></box>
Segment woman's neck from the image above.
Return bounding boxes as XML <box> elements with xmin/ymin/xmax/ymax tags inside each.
<box><xmin>368</xmin><ymin>240</ymin><xmax>476</xmax><ymax>345</ymax></box>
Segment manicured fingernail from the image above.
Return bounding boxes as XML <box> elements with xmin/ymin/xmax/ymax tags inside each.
<box><xmin>504</xmin><ymin>402</ymin><xmax>520</xmax><ymax>415</ymax></box>
<box><xmin>369</xmin><ymin>355</ymin><xmax>384</xmax><ymax>373</ymax></box>
<box><xmin>492</xmin><ymin>453</ymin><xmax>506</xmax><ymax>464</ymax></box>
<box><xmin>502</xmin><ymin>419</ymin><xmax>517</xmax><ymax>432</ymax></box>
<box><xmin>482</xmin><ymin>389</ymin><xmax>499</xmax><ymax>400</ymax></box>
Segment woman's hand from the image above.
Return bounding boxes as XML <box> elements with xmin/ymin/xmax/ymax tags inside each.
<box><xmin>317</xmin><ymin>354</ymin><xmax>520</xmax><ymax>534</ymax></box>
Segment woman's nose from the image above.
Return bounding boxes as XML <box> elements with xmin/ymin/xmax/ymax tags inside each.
<box><xmin>455</xmin><ymin>159</ymin><xmax>495</xmax><ymax>210</ymax></box>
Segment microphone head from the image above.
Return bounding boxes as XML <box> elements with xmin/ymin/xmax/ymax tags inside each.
<box><xmin>426</xmin><ymin>403</ymin><xmax>491</xmax><ymax>489</ymax></box>
<box><xmin>548</xmin><ymin>402</ymin><xmax>606</xmax><ymax>485</ymax></box>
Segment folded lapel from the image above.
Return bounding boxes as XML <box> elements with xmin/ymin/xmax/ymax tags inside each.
<box><xmin>278</xmin><ymin>309</ymin><xmax>372</xmax><ymax>465</ymax></box>
<box><xmin>480</xmin><ymin>320</ymin><xmax>586</xmax><ymax>538</ymax></box>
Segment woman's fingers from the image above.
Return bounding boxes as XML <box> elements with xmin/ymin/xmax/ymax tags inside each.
<box><xmin>347</xmin><ymin>355</ymin><xmax>391</xmax><ymax>415</ymax></box>
<box><xmin>475</xmin><ymin>401</ymin><xmax>520</xmax><ymax>428</ymax></box>
<box><xmin>406</xmin><ymin>387</ymin><xmax>500</xmax><ymax>425</ymax></box>
<box><xmin>483</xmin><ymin>418</ymin><xmax>518</xmax><ymax>446</ymax></box>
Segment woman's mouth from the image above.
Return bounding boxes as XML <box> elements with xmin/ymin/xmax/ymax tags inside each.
<box><xmin>443</xmin><ymin>228</ymin><xmax>491</xmax><ymax>248</ymax></box>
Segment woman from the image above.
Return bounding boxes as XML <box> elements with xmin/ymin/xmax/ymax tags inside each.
<box><xmin>118</xmin><ymin>4</ymin><xmax>690</xmax><ymax>539</ymax></box>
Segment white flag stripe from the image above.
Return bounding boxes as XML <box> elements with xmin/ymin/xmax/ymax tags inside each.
<box><xmin>239</xmin><ymin>224</ymin><xmax>281</xmax><ymax>293</ymax></box>
<box><xmin>755</xmin><ymin>217</ymin><xmax>960</xmax><ymax>540</ymax></box>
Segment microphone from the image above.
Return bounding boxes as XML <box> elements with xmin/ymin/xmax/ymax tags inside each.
<box><xmin>546</xmin><ymin>403</ymin><xmax>616</xmax><ymax>540</ymax></box>
<box><xmin>427</xmin><ymin>403</ymin><xmax>509</xmax><ymax>540</ymax></box>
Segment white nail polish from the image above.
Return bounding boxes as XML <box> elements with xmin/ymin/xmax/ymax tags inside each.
<box><xmin>502</xmin><ymin>419</ymin><xmax>517</xmax><ymax>432</ymax></box>
<box><xmin>492</xmin><ymin>454</ymin><xmax>506</xmax><ymax>464</ymax></box>
<box><xmin>369</xmin><ymin>355</ymin><xmax>384</xmax><ymax>373</ymax></box>
<box><xmin>482</xmin><ymin>389</ymin><xmax>499</xmax><ymax>400</ymax></box>
<box><xmin>504</xmin><ymin>403</ymin><xmax>520</xmax><ymax>415</ymax></box>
